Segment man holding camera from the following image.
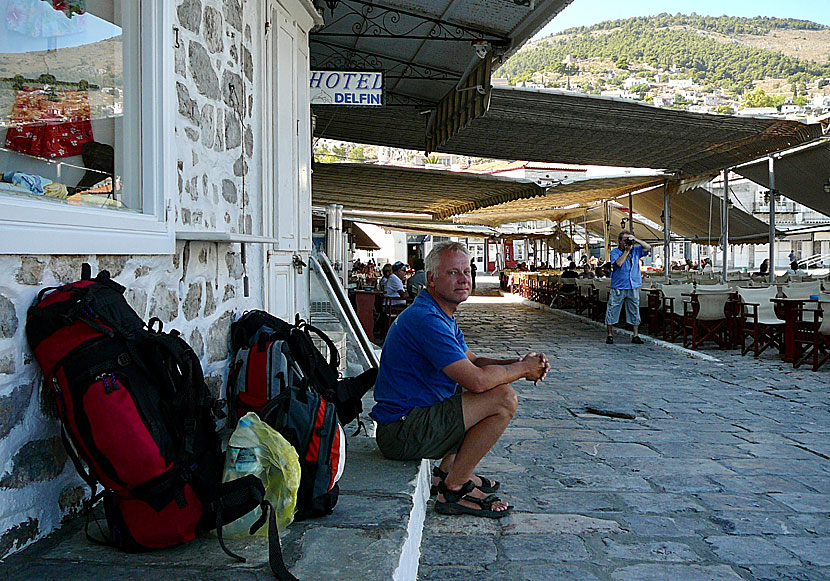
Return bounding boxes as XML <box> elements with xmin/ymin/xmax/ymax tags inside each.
<box><xmin>605</xmin><ymin>230</ymin><xmax>651</xmax><ymax>344</ymax></box>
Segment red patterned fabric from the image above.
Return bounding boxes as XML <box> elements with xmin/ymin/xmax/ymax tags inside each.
<box><xmin>4</xmin><ymin>87</ymin><xmax>93</xmax><ymax>158</ymax></box>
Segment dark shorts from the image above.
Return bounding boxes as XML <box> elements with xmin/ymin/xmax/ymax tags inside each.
<box><xmin>375</xmin><ymin>393</ymin><xmax>465</xmax><ymax>461</ymax></box>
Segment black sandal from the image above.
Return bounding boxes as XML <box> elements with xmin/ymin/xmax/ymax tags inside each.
<box><xmin>434</xmin><ymin>480</ymin><xmax>513</xmax><ymax>519</ymax></box>
<box><xmin>430</xmin><ymin>466</ymin><xmax>501</xmax><ymax>496</ymax></box>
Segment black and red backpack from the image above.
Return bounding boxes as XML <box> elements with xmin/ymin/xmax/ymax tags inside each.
<box><xmin>26</xmin><ymin>265</ymin><xmax>296</xmax><ymax>580</ymax></box>
<box><xmin>228</xmin><ymin>310</ymin><xmax>377</xmax><ymax>427</ymax></box>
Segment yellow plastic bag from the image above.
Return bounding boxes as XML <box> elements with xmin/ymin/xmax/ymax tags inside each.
<box><xmin>220</xmin><ymin>412</ymin><xmax>300</xmax><ymax>537</ymax></box>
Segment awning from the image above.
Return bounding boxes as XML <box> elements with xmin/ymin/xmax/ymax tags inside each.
<box><xmin>585</xmin><ymin>205</ymin><xmax>665</xmax><ymax>243</ymax></box>
<box><xmin>734</xmin><ymin>140</ymin><xmax>830</xmax><ymax>217</ymax></box>
<box><xmin>350</xmin><ymin>222</ymin><xmax>381</xmax><ymax>250</ymax></box>
<box><xmin>311</xmin><ymin>1</ymin><xmax>572</xmax><ymax>108</ymax></box>
<box><xmin>314</xmin><ymin>87</ymin><xmax>823</xmax><ymax>175</ymax></box>
<box><xmin>630</xmin><ymin>186</ymin><xmax>774</xmax><ymax>244</ymax></box>
<box><xmin>312</xmin><ymin>162</ymin><xmax>547</xmax><ymax>219</ymax></box>
<box><xmin>354</xmin><ymin>219</ymin><xmax>498</xmax><ymax>239</ymax></box>
<box><xmin>452</xmin><ymin>174</ymin><xmax>666</xmax><ymax>226</ymax></box>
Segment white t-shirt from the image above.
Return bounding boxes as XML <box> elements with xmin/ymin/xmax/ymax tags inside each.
<box><xmin>384</xmin><ymin>273</ymin><xmax>406</xmax><ymax>305</ymax></box>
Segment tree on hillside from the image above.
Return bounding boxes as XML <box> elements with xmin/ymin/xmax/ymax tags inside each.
<box><xmin>741</xmin><ymin>88</ymin><xmax>785</xmax><ymax>108</ymax></box>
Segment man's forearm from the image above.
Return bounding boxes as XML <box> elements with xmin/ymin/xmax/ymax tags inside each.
<box><xmin>614</xmin><ymin>249</ymin><xmax>629</xmax><ymax>267</ymax></box>
<box><xmin>473</xmin><ymin>357</ymin><xmax>519</xmax><ymax>368</ymax></box>
<box><xmin>638</xmin><ymin>239</ymin><xmax>652</xmax><ymax>252</ymax></box>
<box><xmin>465</xmin><ymin>360</ymin><xmax>530</xmax><ymax>392</ymax></box>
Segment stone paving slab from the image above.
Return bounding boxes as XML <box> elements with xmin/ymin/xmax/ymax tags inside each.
<box><xmin>417</xmin><ymin>282</ymin><xmax>829</xmax><ymax>581</ymax></box>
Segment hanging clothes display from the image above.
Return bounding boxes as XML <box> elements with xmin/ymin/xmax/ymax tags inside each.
<box><xmin>4</xmin><ymin>87</ymin><xmax>94</xmax><ymax>158</ymax></box>
<box><xmin>5</xmin><ymin>0</ymin><xmax>86</xmax><ymax>37</ymax></box>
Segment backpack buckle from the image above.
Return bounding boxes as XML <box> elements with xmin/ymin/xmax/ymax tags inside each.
<box><xmin>117</xmin><ymin>353</ymin><xmax>131</xmax><ymax>366</ymax></box>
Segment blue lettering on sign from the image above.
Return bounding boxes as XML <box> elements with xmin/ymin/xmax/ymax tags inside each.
<box><xmin>309</xmin><ymin>71</ymin><xmax>324</xmax><ymax>89</ymax></box>
<box><xmin>325</xmin><ymin>73</ymin><xmax>340</xmax><ymax>89</ymax></box>
<box><xmin>330</xmin><ymin>93</ymin><xmax>383</xmax><ymax>105</ymax></box>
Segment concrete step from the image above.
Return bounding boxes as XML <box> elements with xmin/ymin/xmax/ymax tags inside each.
<box><xmin>0</xmin><ymin>394</ymin><xmax>431</xmax><ymax>580</ymax></box>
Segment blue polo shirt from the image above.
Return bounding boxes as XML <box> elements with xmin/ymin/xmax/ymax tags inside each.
<box><xmin>370</xmin><ymin>290</ymin><xmax>468</xmax><ymax>425</ymax></box>
<box><xmin>610</xmin><ymin>245</ymin><xmax>648</xmax><ymax>290</ymax></box>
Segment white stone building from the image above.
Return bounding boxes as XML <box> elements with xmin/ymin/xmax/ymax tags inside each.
<box><xmin>0</xmin><ymin>0</ymin><xmax>321</xmax><ymax>556</ymax></box>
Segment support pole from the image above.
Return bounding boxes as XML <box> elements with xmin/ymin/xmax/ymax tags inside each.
<box><xmin>569</xmin><ymin>221</ymin><xmax>575</xmax><ymax>263</ymax></box>
<box><xmin>663</xmin><ymin>181</ymin><xmax>671</xmax><ymax>275</ymax></box>
<box><xmin>583</xmin><ymin>212</ymin><xmax>589</xmax><ymax>264</ymax></box>
<box><xmin>326</xmin><ymin>204</ymin><xmax>337</xmax><ymax>264</ymax></box>
<box><xmin>603</xmin><ymin>201</ymin><xmax>611</xmax><ymax>261</ymax></box>
<box><xmin>628</xmin><ymin>191</ymin><xmax>634</xmax><ymax>236</ymax></box>
<box><xmin>768</xmin><ymin>156</ymin><xmax>776</xmax><ymax>284</ymax></box>
<box><xmin>721</xmin><ymin>170</ymin><xmax>729</xmax><ymax>282</ymax></box>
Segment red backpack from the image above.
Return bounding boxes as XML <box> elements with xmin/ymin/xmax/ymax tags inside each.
<box><xmin>26</xmin><ymin>265</ymin><xmax>296</xmax><ymax>579</ymax></box>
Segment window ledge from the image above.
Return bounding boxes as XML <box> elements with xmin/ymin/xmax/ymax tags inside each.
<box><xmin>175</xmin><ymin>231</ymin><xmax>277</xmax><ymax>244</ymax></box>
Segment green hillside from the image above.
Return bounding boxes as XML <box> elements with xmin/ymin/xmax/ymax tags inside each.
<box><xmin>498</xmin><ymin>15</ymin><xmax>830</xmax><ymax>95</ymax></box>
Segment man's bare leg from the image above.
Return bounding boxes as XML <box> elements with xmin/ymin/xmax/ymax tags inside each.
<box><xmin>438</xmin><ymin>384</ymin><xmax>517</xmax><ymax>512</ymax></box>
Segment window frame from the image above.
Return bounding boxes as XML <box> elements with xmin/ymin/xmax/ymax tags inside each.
<box><xmin>0</xmin><ymin>1</ymin><xmax>175</xmax><ymax>255</ymax></box>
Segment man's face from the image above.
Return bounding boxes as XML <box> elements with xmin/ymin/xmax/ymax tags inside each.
<box><xmin>619</xmin><ymin>234</ymin><xmax>634</xmax><ymax>248</ymax></box>
<box><xmin>427</xmin><ymin>251</ymin><xmax>472</xmax><ymax>305</ymax></box>
<box><xmin>394</xmin><ymin>267</ymin><xmax>406</xmax><ymax>280</ymax></box>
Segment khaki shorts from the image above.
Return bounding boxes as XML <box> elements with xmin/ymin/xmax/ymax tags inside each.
<box><xmin>375</xmin><ymin>393</ymin><xmax>465</xmax><ymax>461</ymax></box>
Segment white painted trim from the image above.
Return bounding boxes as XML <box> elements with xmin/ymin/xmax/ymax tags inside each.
<box><xmin>393</xmin><ymin>459</ymin><xmax>430</xmax><ymax>581</ymax></box>
<box><xmin>275</xmin><ymin>0</ymin><xmax>323</xmax><ymax>31</ymax></box>
<box><xmin>0</xmin><ymin>0</ymin><xmax>175</xmax><ymax>255</ymax></box>
<box><xmin>176</xmin><ymin>231</ymin><xmax>278</xmax><ymax>243</ymax></box>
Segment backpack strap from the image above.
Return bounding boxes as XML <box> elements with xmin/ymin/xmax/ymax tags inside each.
<box><xmin>60</xmin><ymin>429</ymin><xmax>115</xmax><ymax>547</ymax></box>
<box><xmin>214</xmin><ymin>475</ymin><xmax>297</xmax><ymax>580</ymax></box>
<box><xmin>296</xmin><ymin>320</ymin><xmax>340</xmax><ymax>371</ymax></box>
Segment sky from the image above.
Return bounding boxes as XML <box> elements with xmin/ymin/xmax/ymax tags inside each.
<box><xmin>533</xmin><ymin>0</ymin><xmax>830</xmax><ymax>39</ymax></box>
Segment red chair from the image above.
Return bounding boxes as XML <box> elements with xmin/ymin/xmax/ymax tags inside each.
<box><xmin>735</xmin><ymin>287</ymin><xmax>784</xmax><ymax>357</ymax></box>
<box><xmin>683</xmin><ymin>290</ymin><xmax>731</xmax><ymax>350</ymax></box>
<box><xmin>794</xmin><ymin>298</ymin><xmax>830</xmax><ymax>371</ymax></box>
<box><xmin>660</xmin><ymin>284</ymin><xmax>693</xmax><ymax>342</ymax></box>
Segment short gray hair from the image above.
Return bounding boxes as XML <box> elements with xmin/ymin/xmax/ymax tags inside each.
<box><xmin>618</xmin><ymin>230</ymin><xmax>632</xmax><ymax>242</ymax></box>
<box><xmin>425</xmin><ymin>241</ymin><xmax>470</xmax><ymax>275</ymax></box>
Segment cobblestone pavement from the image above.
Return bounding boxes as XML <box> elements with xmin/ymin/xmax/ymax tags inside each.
<box><xmin>418</xmin><ymin>279</ymin><xmax>830</xmax><ymax>581</ymax></box>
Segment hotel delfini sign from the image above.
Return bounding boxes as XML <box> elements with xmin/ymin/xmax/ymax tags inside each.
<box><xmin>310</xmin><ymin>71</ymin><xmax>384</xmax><ymax>106</ymax></box>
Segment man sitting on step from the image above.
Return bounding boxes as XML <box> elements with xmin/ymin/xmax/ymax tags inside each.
<box><xmin>370</xmin><ymin>241</ymin><xmax>550</xmax><ymax>518</ymax></box>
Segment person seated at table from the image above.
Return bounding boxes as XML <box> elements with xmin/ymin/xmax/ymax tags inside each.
<box><xmin>407</xmin><ymin>258</ymin><xmax>427</xmax><ymax>296</ymax></box>
<box><xmin>579</xmin><ymin>264</ymin><xmax>595</xmax><ymax>279</ymax></box>
<box><xmin>786</xmin><ymin>260</ymin><xmax>807</xmax><ymax>276</ymax></box>
<box><xmin>758</xmin><ymin>259</ymin><xmax>769</xmax><ymax>276</ymax></box>
<box><xmin>701</xmin><ymin>258</ymin><xmax>713</xmax><ymax>273</ymax></box>
<box><xmin>385</xmin><ymin>261</ymin><xmax>408</xmax><ymax>306</ymax></box>
<box><xmin>559</xmin><ymin>262</ymin><xmax>579</xmax><ymax>291</ymax></box>
<box><xmin>370</xmin><ymin>241</ymin><xmax>550</xmax><ymax>518</ymax></box>
<box><xmin>379</xmin><ymin>263</ymin><xmax>392</xmax><ymax>291</ymax></box>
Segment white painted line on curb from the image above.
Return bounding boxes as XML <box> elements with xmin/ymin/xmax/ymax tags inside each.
<box><xmin>394</xmin><ymin>459</ymin><xmax>430</xmax><ymax>581</ymax></box>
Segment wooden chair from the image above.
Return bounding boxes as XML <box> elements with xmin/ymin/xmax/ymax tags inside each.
<box><xmin>735</xmin><ymin>287</ymin><xmax>784</xmax><ymax>357</ymax></box>
<box><xmin>554</xmin><ymin>277</ymin><xmax>579</xmax><ymax>310</ymax></box>
<box><xmin>683</xmin><ymin>290</ymin><xmax>731</xmax><ymax>350</ymax></box>
<box><xmin>645</xmin><ymin>287</ymin><xmax>664</xmax><ymax>336</ymax></box>
<box><xmin>794</xmin><ymin>298</ymin><xmax>830</xmax><ymax>371</ymax></box>
<box><xmin>593</xmin><ymin>279</ymin><xmax>610</xmax><ymax>321</ymax></box>
<box><xmin>574</xmin><ymin>279</ymin><xmax>595</xmax><ymax>316</ymax></box>
<box><xmin>660</xmin><ymin>284</ymin><xmax>693</xmax><ymax>342</ymax></box>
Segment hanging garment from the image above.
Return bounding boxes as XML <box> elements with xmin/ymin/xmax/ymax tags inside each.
<box><xmin>4</xmin><ymin>87</ymin><xmax>94</xmax><ymax>158</ymax></box>
<box><xmin>6</xmin><ymin>0</ymin><xmax>86</xmax><ymax>37</ymax></box>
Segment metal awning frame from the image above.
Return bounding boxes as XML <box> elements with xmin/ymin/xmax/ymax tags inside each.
<box><xmin>313</xmin><ymin>0</ymin><xmax>512</xmax><ymax>44</ymax></box>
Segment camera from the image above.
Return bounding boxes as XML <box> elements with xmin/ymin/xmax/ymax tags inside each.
<box><xmin>625</xmin><ymin>238</ymin><xmax>634</xmax><ymax>247</ymax></box>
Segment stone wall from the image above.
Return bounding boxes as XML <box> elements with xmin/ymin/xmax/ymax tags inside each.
<box><xmin>0</xmin><ymin>0</ymin><xmax>268</xmax><ymax>558</ymax></box>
